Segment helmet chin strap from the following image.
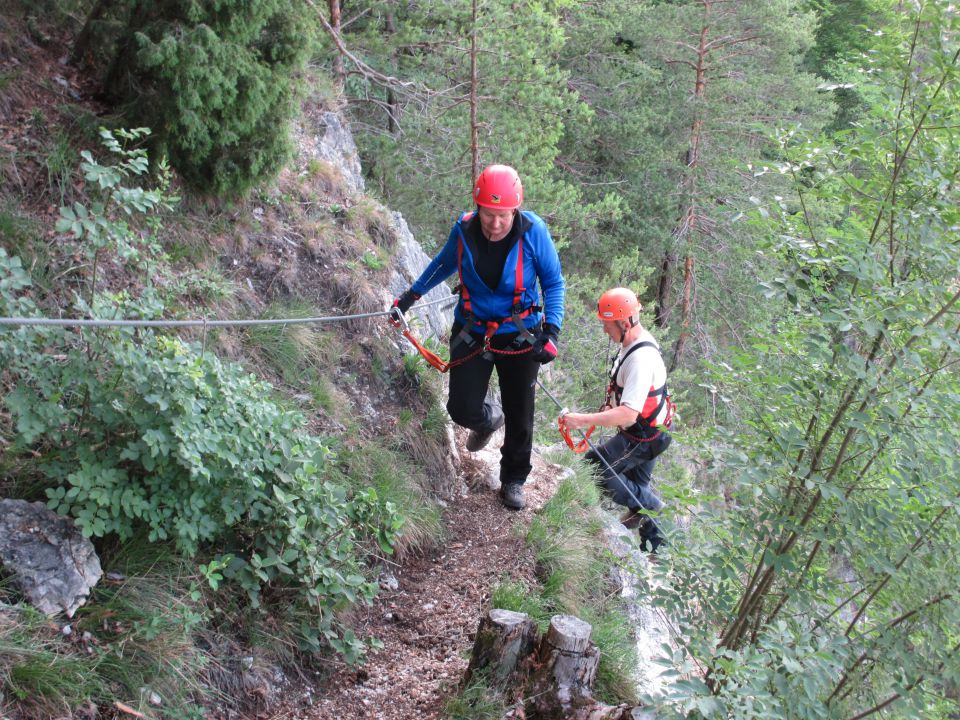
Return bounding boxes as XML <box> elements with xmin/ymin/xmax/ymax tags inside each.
<box><xmin>617</xmin><ymin>315</ymin><xmax>640</xmax><ymax>343</ymax></box>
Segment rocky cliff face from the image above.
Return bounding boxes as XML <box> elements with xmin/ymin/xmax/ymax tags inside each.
<box><xmin>293</xmin><ymin>106</ymin><xmax>452</xmax><ymax>344</ymax></box>
<box><xmin>291</xmin><ymin>101</ymin><xmax>462</xmax><ymax>496</ymax></box>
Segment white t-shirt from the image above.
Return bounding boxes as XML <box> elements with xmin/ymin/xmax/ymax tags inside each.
<box><xmin>613</xmin><ymin>330</ymin><xmax>669</xmax><ymax>427</ymax></box>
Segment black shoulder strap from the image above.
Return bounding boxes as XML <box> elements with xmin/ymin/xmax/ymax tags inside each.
<box><xmin>610</xmin><ymin>341</ymin><xmax>659</xmax><ymax>383</ymax></box>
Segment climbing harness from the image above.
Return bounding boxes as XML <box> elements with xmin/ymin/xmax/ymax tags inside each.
<box><xmin>451</xmin><ymin>214</ymin><xmax>539</xmax><ymax>350</ymax></box>
<box><xmin>391</xmin><ymin>212</ymin><xmax>543</xmax><ymax>373</ymax></box>
<box><xmin>605</xmin><ymin>341</ymin><xmax>676</xmax><ymax>439</ymax></box>
<box><xmin>390</xmin><ymin>305</ymin><xmax>535</xmax><ymax>374</ymax></box>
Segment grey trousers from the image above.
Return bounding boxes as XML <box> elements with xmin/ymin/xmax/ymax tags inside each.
<box><xmin>584</xmin><ymin>430</ymin><xmax>671</xmax><ymax>511</ymax></box>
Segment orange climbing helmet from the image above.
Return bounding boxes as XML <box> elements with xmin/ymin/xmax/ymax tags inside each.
<box><xmin>473</xmin><ymin>164</ymin><xmax>523</xmax><ymax>210</ymax></box>
<box><xmin>596</xmin><ymin>287</ymin><xmax>642</xmax><ymax>324</ymax></box>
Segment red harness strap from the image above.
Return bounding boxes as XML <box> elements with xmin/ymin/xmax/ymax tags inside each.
<box><xmin>558</xmin><ymin>415</ymin><xmax>595</xmax><ymax>453</ymax></box>
<box><xmin>395</xmin><ymin>213</ymin><xmax>541</xmax><ymax>374</ymax></box>
<box><xmin>455</xmin><ymin>216</ymin><xmax>537</xmax><ymax>345</ymax></box>
<box><xmin>397</xmin><ymin>326</ymin><xmax>484</xmax><ymax>373</ymax></box>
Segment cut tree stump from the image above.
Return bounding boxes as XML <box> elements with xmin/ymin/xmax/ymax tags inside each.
<box><xmin>532</xmin><ymin>614</ymin><xmax>598</xmax><ymax>707</ymax></box>
<box><xmin>463</xmin><ymin>608</ymin><xmax>537</xmax><ymax>689</ymax></box>
<box><xmin>463</xmin><ymin>609</ymin><xmax>660</xmax><ymax>719</ymax></box>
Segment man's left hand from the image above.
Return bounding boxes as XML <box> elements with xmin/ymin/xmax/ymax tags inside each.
<box><xmin>531</xmin><ymin>323</ymin><xmax>560</xmax><ymax>364</ymax></box>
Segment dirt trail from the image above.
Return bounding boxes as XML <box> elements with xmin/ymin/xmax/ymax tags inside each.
<box><xmin>298</xmin><ymin>446</ymin><xmax>565</xmax><ymax>720</ymax></box>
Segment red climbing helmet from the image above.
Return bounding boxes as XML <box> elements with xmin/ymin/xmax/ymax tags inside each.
<box><xmin>473</xmin><ymin>164</ymin><xmax>523</xmax><ymax>210</ymax></box>
<box><xmin>597</xmin><ymin>287</ymin><xmax>642</xmax><ymax>324</ymax></box>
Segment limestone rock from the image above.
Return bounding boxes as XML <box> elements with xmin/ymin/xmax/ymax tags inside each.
<box><xmin>0</xmin><ymin>499</ymin><xmax>102</xmax><ymax>617</ymax></box>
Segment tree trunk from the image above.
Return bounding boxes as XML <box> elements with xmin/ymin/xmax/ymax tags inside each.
<box><xmin>385</xmin><ymin>8</ymin><xmax>399</xmax><ymax>135</ymax></box>
<box><xmin>659</xmin><ymin>2</ymin><xmax>711</xmax><ymax>330</ymax></box>
<box><xmin>329</xmin><ymin>0</ymin><xmax>344</xmax><ymax>90</ymax></box>
<box><xmin>70</xmin><ymin>0</ymin><xmax>116</xmax><ymax>67</ymax></box>
<box><xmin>469</xmin><ymin>0</ymin><xmax>480</xmax><ymax>181</ymax></box>
<box><xmin>654</xmin><ymin>251</ymin><xmax>675</xmax><ymax>328</ymax></box>
<box><xmin>464</xmin><ymin>610</ymin><xmax>659</xmax><ymax>719</ymax></box>
<box><xmin>670</xmin><ymin>255</ymin><xmax>694</xmax><ymax>371</ymax></box>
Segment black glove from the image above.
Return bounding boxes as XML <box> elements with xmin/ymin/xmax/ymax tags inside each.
<box><xmin>395</xmin><ymin>289</ymin><xmax>420</xmax><ymax>313</ymax></box>
<box><xmin>531</xmin><ymin>323</ymin><xmax>560</xmax><ymax>364</ymax></box>
<box><xmin>390</xmin><ymin>290</ymin><xmax>420</xmax><ymax>325</ymax></box>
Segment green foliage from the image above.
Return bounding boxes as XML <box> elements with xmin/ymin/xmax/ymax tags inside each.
<box><xmin>103</xmin><ymin>0</ymin><xmax>311</xmax><ymax>195</ymax></box>
<box><xmin>328</xmin><ymin>438</ymin><xmax>442</xmax><ymax>558</ymax></box>
<box><xmin>0</xmin><ymin>281</ymin><xmax>392</xmax><ymax>659</ymax></box>
<box><xmin>0</xmin><ymin>210</ymin><xmax>52</xmax><ymax>291</ymax></box>
<box><xmin>802</xmin><ymin>0</ymin><xmax>894</xmax><ymax>131</ymax></box>
<box><xmin>563</xmin><ymin>0</ymin><xmax>832</xmax><ymax>369</ymax></box>
<box><xmin>650</xmin><ymin>4</ymin><xmax>960</xmax><ymax>716</ymax></box>
<box><xmin>55</xmin><ymin>126</ymin><xmax>177</xmax><ymax>297</ymax></box>
<box><xmin>340</xmin><ymin>0</ymin><xmax>612</xmax><ymax>247</ymax></box>
<box><xmin>1</xmin><ymin>136</ymin><xmax>400</xmax><ymax>663</ymax></box>
<box><xmin>3</xmin><ymin>646</ymin><xmax>103</xmax><ymax>707</ymax></box>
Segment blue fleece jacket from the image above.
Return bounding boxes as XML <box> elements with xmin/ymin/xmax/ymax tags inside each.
<box><xmin>410</xmin><ymin>210</ymin><xmax>566</xmax><ymax>335</ymax></box>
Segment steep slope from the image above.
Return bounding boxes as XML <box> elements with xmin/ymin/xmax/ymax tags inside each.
<box><xmin>0</xmin><ymin>11</ymin><xmax>664</xmax><ymax>720</ymax></box>
<box><xmin>305</xmin><ymin>452</ymin><xmax>568</xmax><ymax>720</ymax></box>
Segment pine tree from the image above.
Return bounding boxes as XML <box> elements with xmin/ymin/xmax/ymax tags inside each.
<box><xmin>559</xmin><ymin>0</ymin><xmax>832</xmax><ymax>373</ymax></box>
<box><xmin>93</xmin><ymin>0</ymin><xmax>311</xmax><ymax>195</ymax></box>
<box><xmin>336</xmin><ymin>0</ymin><xmax>609</xmax><ymax>247</ymax></box>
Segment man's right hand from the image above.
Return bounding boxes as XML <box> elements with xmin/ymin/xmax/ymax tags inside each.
<box><xmin>390</xmin><ymin>289</ymin><xmax>420</xmax><ymax>325</ymax></box>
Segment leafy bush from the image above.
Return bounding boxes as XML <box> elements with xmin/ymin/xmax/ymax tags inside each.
<box><xmin>102</xmin><ymin>0</ymin><xmax>311</xmax><ymax>195</ymax></box>
<box><xmin>0</xmin><ymin>132</ymin><xmax>399</xmax><ymax>661</ymax></box>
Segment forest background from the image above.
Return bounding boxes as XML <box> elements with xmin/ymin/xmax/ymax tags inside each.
<box><xmin>0</xmin><ymin>0</ymin><xmax>958</xmax><ymax>718</ymax></box>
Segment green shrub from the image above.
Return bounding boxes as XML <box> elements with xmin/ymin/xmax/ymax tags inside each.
<box><xmin>0</xmin><ymin>276</ymin><xmax>392</xmax><ymax>660</ymax></box>
<box><xmin>0</xmin><ymin>134</ymin><xmax>398</xmax><ymax>662</ymax></box>
<box><xmin>103</xmin><ymin>0</ymin><xmax>311</xmax><ymax>195</ymax></box>
<box><xmin>0</xmin><ymin>211</ymin><xmax>52</xmax><ymax>291</ymax></box>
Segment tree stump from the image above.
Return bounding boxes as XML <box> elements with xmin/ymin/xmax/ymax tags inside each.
<box><xmin>528</xmin><ymin>614</ymin><xmax>601</xmax><ymax>715</ymax></box>
<box><xmin>462</xmin><ymin>610</ymin><xmax>661</xmax><ymax>719</ymax></box>
<box><xmin>463</xmin><ymin>608</ymin><xmax>537</xmax><ymax>690</ymax></box>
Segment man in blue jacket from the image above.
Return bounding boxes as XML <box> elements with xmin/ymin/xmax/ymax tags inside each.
<box><xmin>392</xmin><ymin>165</ymin><xmax>566</xmax><ymax>510</ymax></box>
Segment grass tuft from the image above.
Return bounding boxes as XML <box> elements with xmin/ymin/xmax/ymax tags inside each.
<box><xmin>332</xmin><ymin>439</ymin><xmax>443</xmax><ymax>558</ymax></box>
<box><xmin>244</xmin><ymin>302</ymin><xmax>337</xmax><ymax>385</ymax></box>
<box><xmin>519</xmin><ymin>465</ymin><xmax>640</xmax><ymax>702</ymax></box>
<box><xmin>0</xmin><ymin>535</ymin><xmax>214</xmax><ymax>719</ymax></box>
<box><xmin>346</xmin><ymin>199</ymin><xmax>395</xmax><ymax>250</ymax></box>
<box><xmin>442</xmin><ymin>675</ymin><xmax>505</xmax><ymax>720</ymax></box>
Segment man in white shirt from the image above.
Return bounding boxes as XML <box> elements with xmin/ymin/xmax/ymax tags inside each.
<box><xmin>560</xmin><ymin>288</ymin><xmax>674</xmax><ymax>552</ymax></box>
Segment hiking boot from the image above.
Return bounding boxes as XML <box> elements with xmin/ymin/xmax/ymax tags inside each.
<box><xmin>465</xmin><ymin>405</ymin><xmax>505</xmax><ymax>452</ymax></box>
<box><xmin>637</xmin><ymin>517</ymin><xmax>666</xmax><ymax>554</ymax></box>
<box><xmin>499</xmin><ymin>483</ymin><xmax>525</xmax><ymax>510</ymax></box>
<box><xmin>619</xmin><ymin>508</ymin><xmax>645</xmax><ymax>531</ymax></box>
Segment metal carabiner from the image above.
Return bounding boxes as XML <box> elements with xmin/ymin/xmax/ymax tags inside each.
<box><xmin>389</xmin><ymin>306</ymin><xmax>410</xmax><ymax>331</ymax></box>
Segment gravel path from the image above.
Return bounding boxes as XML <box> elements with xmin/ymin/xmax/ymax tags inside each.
<box><xmin>298</xmin><ymin>444</ymin><xmax>565</xmax><ymax>720</ymax></box>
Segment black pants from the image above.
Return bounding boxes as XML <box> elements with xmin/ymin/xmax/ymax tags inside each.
<box><xmin>446</xmin><ymin>327</ymin><xmax>539</xmax><ymax>485</ymax></box>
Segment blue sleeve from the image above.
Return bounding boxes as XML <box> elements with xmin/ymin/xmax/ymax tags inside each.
<box><xmin>410</xmin><ymin>224</ymin><xmax>460</xmax><ymax>296</ymax></box>
<box><xmin>531</xmin><ymin>221</ymin><xmax>565</xmax><ymax>330</ymax></box>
